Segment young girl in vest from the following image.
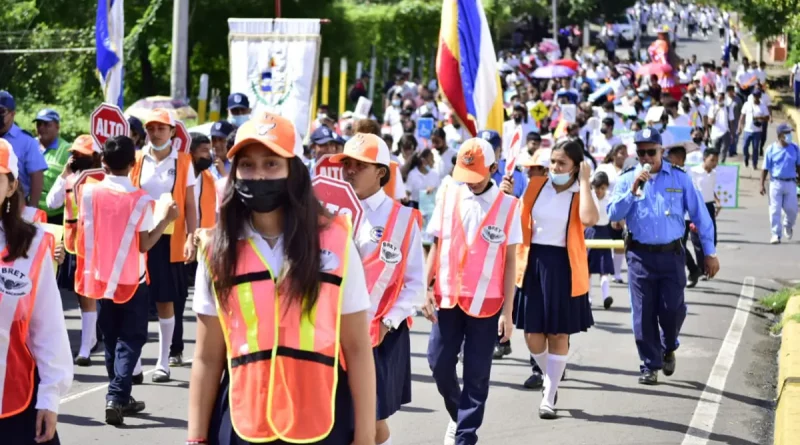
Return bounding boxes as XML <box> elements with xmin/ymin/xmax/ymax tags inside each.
<box><xmin>187</xmin><ymin>134</ymin><xmax>217</xmax><ymax>286</ymax></box>
<box><xmin>516</xmin><ymin>139</ymin><xmax>598</xmax><ymax>419</ymax></box>
<box><xmin>421</xmin><ymin>138</ymin><xmax>521</xmax><ymax>445</ymax></box>
<box><xmin>77</xmin><ymin>136</ymin><xmax>177</xmax><ymax>425</ymax></box>
<box><xmin>333</xmin><ymin>133</ymin><xmax>425</xmax><ymax>445</ymax></box>
<box><xmin>0</xmin><ymin>139</ymin><xmax>72</xmax><ymax>444</ymax></box>
<box><xmin>188</xmin><ymin>113</ymin><xmax>377</xmax><ymax>445</ymax></box>
<box><xmin>584</xmin><ymin>171</ymin><xmax>614</xmax><ymax>309</ymax></box>
<box><xmin>131</xmin><ymin>108</ymin><xmax>198</xmax><ymax>382</ymax></box>
<box><xmin>44</xmin><ymin>134</ymin><xmax>103</xmax><ymax>367</ymax></box>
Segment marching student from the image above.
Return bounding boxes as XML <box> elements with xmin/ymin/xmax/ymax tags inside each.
<box><xmin>0</xmin><ymin>139</ymin><xmax>72</xmax><ymax>444</ymax></box>
<box><xmin>77</xmin><ymin>136</ymin><xmax>177</xmax><ymax>425</ymax></box>
<box><xmin>130</xmin><ymin>108</ymin><xmax>198</xmax><ymax>382</ymax></box>
<box><xmin>187</xmin><ymin>113</ymin><xmax>376</xmax><ymax>445</ymax></box>
<box><xmin>689</xmin><ymin>149</ymin><xmax>720</xmax><ymax>271</ymax></box>
<box><xmin>189</xmin><ymin>133</ymin><xmax>218</xmax><ymax>231</ymax></box>
<box><xmin>45</xmin><ymin>134</ymin><xmax>103</xmax><ymax>366</ymax></box>
<box><xmin>332</xmin><ymin>132</ymin><xmax>425</xmax><ymax>445</ymax></box>
<box><xmin>421</xmin><ymin>138</ymin><xmax>521</xmax><ymax>445</ymax></box>
<box><xmin>584</xmin><ymin>171</ymin><xmax>614</xmax><ymax>309</ymax></box>
<box><xmin>516</xmin><ymin>139</ymin><xmax>598</xmax><ymax>419</ymax></box>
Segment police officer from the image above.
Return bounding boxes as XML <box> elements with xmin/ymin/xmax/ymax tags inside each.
<box><xmin>0</xmin><ymin>91</ymin><xmax>49</xmax><ymax>205</ymax></box>
<box><xmin>760</xmin><ymin>123</ymin><xmax>800</xmax><ymax>243</ymax></box>
<box><xmin>34</xmin><ymin>108</ymin><xmax>72</xmax><ymax>225</ymax></box>
<box><xmin>484</xmin><ymin>129</ymin><xmax>528</xmax><ymax>199</ymax></box>
<box><xmin>608</xmin><ymin>127</ymin><xmax>720</xmax><ymax>385</ymax></box>
<box><xmin>226</xmin><ymin>92</ymin><xmax>251</xmax><ymax>127</ymax></box>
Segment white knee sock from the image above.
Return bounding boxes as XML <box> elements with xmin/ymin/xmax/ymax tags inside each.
<box><xmin>531</xmin><ymin>350</ymin><xmax>548</xmax><ymax>375</ymax></box>
<box><xmin>612</xmin><ymin>253</ymin><xmax>624</xmax><ymax>280</ymax></box>
<box><xmin>542</xmin><ymin>353</ymin><xmax>568</xmax><ymax>409</ymax></box>
<box><xmin>601</xmin><ymin>275</ymin><xmax>610</xmax><ymax>300</ymax></box>
<box><xmin>78</xmin><ymin>311</ymin><xmax>98</xmax><ymax>358</ymax></box>
<box><xmin>156</xmin><ymin>317</ymin><xmax>175</xmax><ymax>371</ymax></box>
<box><xmin>133</xmin><ymin>357</ymin><xmax>143</xmax><ymax>375</ymax></box>
<box><xmin>378</xmin><ymin>437</ymin><xmax>392</xmax><ymax>445</ymax></box>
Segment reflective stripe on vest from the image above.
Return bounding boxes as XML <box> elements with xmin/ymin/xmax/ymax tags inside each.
<box><xmin>212</xmin><ymin>216</ymin><xmax>350</xmax><ymax>443</ymax></box>
<box><xmin>198</xmin><ymin>170</ymin><xmax>216</xmax><ymax>229</ymax></box>
<box><xmin>79</xmin><ymin>184</ymin><xmax>152</xmax><ymax>303</ymax></box>
<box><xmin>63</xmin><ymin>175</ymin><xmax>78</xmax><ymax>254</ymax></box>
<box><xmin>363</xmin><ymin>202</ymin><xmax>416</xmax><ymax>346</ymax></box>
<box><xmin>435</xmin><ymin>185</ymin><xmax>516</xmax><ymax>318</ymax></box>
<box><xmin>22</xmin><ymin>207</ymin><xmax>47</xmax><ymax>224</ymax></box>
<box><xmin>0</xmin><ymin>230</ymin><xmax>50</xmax><ymax>418</ymax></box>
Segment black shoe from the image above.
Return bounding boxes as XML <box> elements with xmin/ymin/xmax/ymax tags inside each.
<box><xmin>169</xmin><ymin>353</ymin><xmax>183</xmax><ymax>367</ymax></box>
<box><xmin>151</xmin><ymin>368</ymin><xmax>170</xmax><ymax>383</ymax></box>
<box><xmin>74</xmin><ymin>355</ymin><xmax>91</xmax><ymax>367</ymax></box>
<box><xmin>132</xmin><ymin>372</ymin><xmax>143</xmax><ymax>385</ymax></box>
<box><xmin>603</xmin><ymin>296</ymin><xmax>614</xmax><ymax>310</ymax></box>
<box><xmin>105</xmin><ymin>400</ymin><xmax>124</xmax><ymax>426</ymax></box>
<box><xmin>612</xmin><ymin>278</ymin><xmax>624</xmax><ymax>284</ymax></box>
<box><xmin>538</xmin><ymin>405</ymin><xmax>557</xmax><ymax>419</ymax></box>
<box><xmin>638</xmin><ymin>369</ymin><xmax>659</xmax><ymax>385</ymax></box>
<box><xmin>523</xmin><ymin>371</ymin><xmax>544</xmax><ymax>389</ymax></box>
<box><xmin>663</xmin><ymin>352</ymin><xmax>676</xmax><ymax>376</ymax></box>
<box><xmin>492</xmin><ymin>343</ymin><xmax>511</xmax><ymax>359</ymax></box>
<box><xmin>686</xmin><ymin>270</ymin><xmax>701</xmax><ymax>288</ymax></box>
<box><xmin>121</xmin><ymin>397</ymin><xmax>146</xmax><ymax>415</ymax></box>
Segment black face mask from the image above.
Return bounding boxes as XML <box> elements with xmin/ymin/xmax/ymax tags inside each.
<box><xmin>513</xmin><ymin>116</ymin><xmax>522</xmax><ymax>124</ymax></box>
<box><xmin>693</xmin><ymin>137</ymin><xmax>704</xmax><ymax>144</ymax></box>
<box><xmin>194</xmin><ymin>157</ymin><xmax>212</xmax><ymax>173</ymax></box>
<box><xmin>70</xmin><ymin>156</ymin><xmax>93</xmax><ymax>172</ymax></box>
<box><xmin>234</xmin><ymin>178</ymin><xmax>288</xmax><ymax>213</ymax></box>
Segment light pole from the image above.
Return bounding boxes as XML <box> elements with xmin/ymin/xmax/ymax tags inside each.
<box><xmin>552</xmin><ymin>0</ymin><xmax>558</xmax><ymax>39</ymax></box>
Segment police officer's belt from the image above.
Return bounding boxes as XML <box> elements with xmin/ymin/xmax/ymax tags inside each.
<box><xmin>625</xmin><ymin>236</ymin><xmax>682</xmax><ymax>253</ymax></box>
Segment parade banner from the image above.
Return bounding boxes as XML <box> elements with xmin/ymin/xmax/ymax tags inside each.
<box><xmin>228</xmin><ymin>19</ymin><xmax>322</xmax><ymax>140</ymax></box>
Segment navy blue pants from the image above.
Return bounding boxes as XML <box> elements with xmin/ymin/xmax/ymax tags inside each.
<box><xmin>0</xmin><ymin>374</ymin><xmax>60</xmax><ymax>445</ymax></box>
<box><xmin>627</xmin><ymin>248</ymin><xmax>687</xmax><ymax>372</ymax></box>
<box><xmin>427</xmin><ymin>306</ymin><xmax>498</xmax><ymax>445</ymax></box>
<box><xmin>97</xmin><ymin>284</ymin><xmax>150</xmax><ymax>404</ymax></box>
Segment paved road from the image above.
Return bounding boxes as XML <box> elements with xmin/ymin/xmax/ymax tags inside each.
<box><xmin>55</xmin><ymin>29</ymin><xmax>786</xmax><ymax>445</ymax></box>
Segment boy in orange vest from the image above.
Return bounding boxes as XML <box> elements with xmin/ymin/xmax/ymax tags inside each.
<box><xmin>188</xmin><ymin>133</ymin><xmax>217</xmax><ymax>230</ymax></box>
<box><xmin>77</xmin><ymin>136</ymin><xmax>178</xmax><ymax>425</ymax></box>
<box><xmin>421</xmin><ymin>138</ymin><xmax>522</xmax><ymax>445</ymax></box>
<box><xmin>332</xmin><ymin>132</ymin><xmax>425</xmax><ymax>445</ymax></box>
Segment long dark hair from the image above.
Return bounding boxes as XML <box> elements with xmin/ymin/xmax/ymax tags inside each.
<box><xmin>603</xmin><ymin>143</ymin><xmax>627</xmax><ymax>165</ymax></box>
<box><xmin>552</xmin><ymin>139</ymin><xmax>585</xmax><ymax>184</ymax></box>
<box><xmin>3</xmin><ymin>179</ymin><xmax>36</xmax><ymax>262</ymax></box>
<box><xmin>209</xmin><ymin>156</ymin><xmax>328</xmax><ymax>315</ymax></box>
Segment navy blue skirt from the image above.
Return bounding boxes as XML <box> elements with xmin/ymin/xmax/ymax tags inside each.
<box><xmin>146</xmin><ymin>235</ymin><xmax>188</xmax><ymax>304</ymax></box>
<box><xmin>56</xmin><ymin>252</ymin><xmax>77</xmax><ymax>292</ymax></box>
<box><xmin>0</xmin><ymin>373</ymin><xmax>60</xmax><ymax>445</ymax></box>
<box><xmin>374</xmin><ymin>320</ymin><xmax>411</xmax><ymax>420</ymax></box>
<box><xmin>585</xmin><ymin>224</ymin><xmax>614</xmax><ymax>275</ymax></box>
<box><xmin>209</xmin><ymin>368</ymin><xmax>354</xmax><ymax>445</ymax></box>
<box><xmin>516</xmin><ymin>244</ymin><xmax>594</xmax><ymax>334</ymax></box>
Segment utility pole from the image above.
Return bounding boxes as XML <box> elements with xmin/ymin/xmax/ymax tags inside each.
<box><xmin>170</xmin><ymin>0</ymin><xmax>189</xmax><ymax>101</ymax></box>
<box><xmin>552</xmin><ymin>0</ymin><xmax>558</xmax><ymax>39</ymax></box>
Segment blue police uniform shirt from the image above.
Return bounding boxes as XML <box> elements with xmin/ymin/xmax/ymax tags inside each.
<box><xmin>210</xmin><ymin>160</ymin><xmax>230</xmax><ymax>180</ymax></box>
<box><xmin>607</xmin><ymin>161</ymin><xmax>716</xmax><ymax>256</ymax></box>
<box><xmin>763</xmin><ymin>142</ymin><xmax>800</xmax><ymax>180</ymax></box>
<box><xmin>1</xmin><ymin>123</ymin><xmax>49</xmax><ymax>198</ymax></box>
<box><xmin>492</xmin><ymin>159</ymin><xmax>528</xmax><ymax>198</ymax></box>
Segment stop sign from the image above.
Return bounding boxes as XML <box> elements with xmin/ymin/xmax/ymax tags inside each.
<box><xmin>73</xmin><ymin>168</ymin><xmax>107</xmax><ymax>197</ymax></box>
<box><xmin>312</xmin><ymin>175</ymin><xmax>363</xmax><ymax>236</ymax></box>
<box><xmin>173</xmin><ymin>120</ymin><xmax>192</xmax><ymax>153</ymax></box>
<box><xmin>90</xmin><ymin>104</ymin><xmax>129</xmax><ymax>150</ymax></box>
<box><xmin>313</xmin><ymin>154</ymin><xmax>344</xmax><ymax>181</ymax></box>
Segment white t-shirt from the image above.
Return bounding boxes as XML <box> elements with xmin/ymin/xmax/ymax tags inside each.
<box><xmin>531</xmin><ymin>180</ymin><xmax>580</xmax><ymax>247</ymax></box>
<box><xmin>138</xmin><ymin>145</ymin><xmax>197</xmax><ymax>199</ymax></box>
<box><xmin>689</xmin><ymin>164</ymin><xmax>717</xmax><ymax>203</ymax></box>
<box><xmin>740</xmin><ymin>101</ymin><xmax>768</xmax><ymax>133</ymax></box>
<box><xmin>591</xmin><ymin>135</ymin><xmax>622</xmax><ymax>156</ymax></box>
<box><xmin>192</xmin><ymin>223</ymin><xmax>371</xmax><ymax>317</ymax></box>
<box><xmin>708</xmin><ymin>103</ymin><xmax>730</xmax><ymax>139</ymax></box>
<box><xmin>593</xmin><ymin>192</ymin><xmax>610</xmax><ymax>226</ymax></box>
<box><xmin>669</xmin><ymin>114</ymin><xmax>692</xmax><ymax>127</ymax></box>
<box><xmin>406</xmin><ymin>168</ymin><xmax>441</xmax><ymax>202</ymax></box>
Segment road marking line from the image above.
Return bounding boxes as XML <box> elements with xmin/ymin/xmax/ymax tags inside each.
<box><xmin>60</xmin><ymin>359</ymin><xmax>194</xmax><ymax>404</ymax></box>
<box><xmin>681</xmin><ymin>276</ymin><xmax>755</xmax><ymax>445</ymax></box>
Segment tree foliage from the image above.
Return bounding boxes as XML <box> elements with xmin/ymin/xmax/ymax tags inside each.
<box><xmin>711</xmin><ymin>0</ymin><xmax>799</xmax><ymax>41</ymax></box>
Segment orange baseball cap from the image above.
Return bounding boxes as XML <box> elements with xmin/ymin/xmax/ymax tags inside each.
<box><xmin>0</xmin><ymin>139</ymin><xmax>20</xmax><ymax>179</ymax></box>
<box><xmin>145</xmin><ymin>108</ymin><xmax>176</xmax><ymax>127</ymax></box>
<box><xmin>227</xmin><ymin>112</ymin><xmax>302</xmax><ymax>159</ymax></box>
<box><xmin>452</xmin><ymin>138</ymin><xmax>496</xmax><ymax>184</ymax></box>
<box><xmin>69</xmin><ymin>134</ymin><xmax>95</xmax><ymax>155</ymax></box>
<box><xmin>329</xmin><ymin>133</ymin><xmax>391</xmax><ymax>167</ymax></box>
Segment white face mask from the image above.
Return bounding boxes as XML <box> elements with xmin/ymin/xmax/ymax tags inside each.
<box><xmin>151</xmin><ymin>140</ymin><xmax>172</xmax><ymax>152</ymax></box>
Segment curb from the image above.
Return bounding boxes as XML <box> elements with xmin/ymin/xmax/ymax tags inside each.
<box><xmin>775</xmin><ymin>295</ymin><xmax>800</xmax><ymax>445</ymax></box>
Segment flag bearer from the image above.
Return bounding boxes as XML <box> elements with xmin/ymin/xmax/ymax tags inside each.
<box><xmin>77</xmin><ymin>136</ymin><xmax>177</xmax><ymax>425</ymax></box>
<box><xmin>45</xmin><ymin>134</ymin><xmax>103</xmax><ymax>366</ymax></box>
<box><xmin>608</xmin><ymin>128</ymin><xmax>720</xmax><ymax>385</ymax></box>
<box><xmin>421</xmin><ymin>138</ymin><xmax>521</xmax><ymax>445</ymax></box>
<box><xmin>0</xmin><ymin>140</ymin><xmax>72</xmax><ymax>444</ymax></box>
<box><xmin>333</xmin><ymin>133</ymin><xmax>425</xmax><ymax>445</ymax></box>
<box><xmin>515</xmin><ymin>140</ymin><xmax>598</xmax><ymax>419</ymax></box>
<box><xmin>187</xmin><ymin>113</ymin><xmax>376</xmax><ymax>445</ymax></box>
<box><xmin>130</xmin><ymin>108</ymin><xmax>198</xmax><ymax>382</ymax></box>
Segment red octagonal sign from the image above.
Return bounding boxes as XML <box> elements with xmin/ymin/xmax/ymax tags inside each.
<box><xmin>173</xmin><ymin>120</ymin><xmax>192</xmax><ymax>153</ymax></box>
<box><xmin>90</xmin><ymin>103</ymin><xmax>129</xmax><ymax>150</ymax></box>
<box><xmin>312</xmin><ymin>175</ymin><xmax>363</xmax><ymax>236</ymax></box>
<box><xmin>313</xmin><ymin>154</ymin><xmax>344</xmax><ymax>181</ymax></box>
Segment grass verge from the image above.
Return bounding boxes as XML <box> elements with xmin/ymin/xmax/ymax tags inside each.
<box><xmin>760</xmin><ymin>286</ymin><xmax>800</xmax><ymax>314</ymax></box>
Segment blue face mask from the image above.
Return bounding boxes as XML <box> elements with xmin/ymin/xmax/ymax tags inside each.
<box><xmin>229</xmin><ymin>114</ymin><xmax>249</xmax><ymax>127</ymax></box>
<box><xmin>549</xmin><ymin>171</ymin><xmax>572</xmax><ymax>186</ymax></box>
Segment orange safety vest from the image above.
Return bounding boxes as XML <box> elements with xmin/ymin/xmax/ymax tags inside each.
<box><xmin>210</xmin><ymin>215</ymin><xmax>351</xmax><ymax>443</ymax></box>
<box><xmin>63</xmin><ymin>175</ymin><xmax>79</xmax><ymax>254</ymax></box>
<box><xmin>197</xmin><ymin>170</ymin><xmax>217</xmax><ymax>229</ymax></box>
<box><xmin>0</xmin><ymin>229</ymin><xmax>53</xmax><ymax>418</ymax></box>
<box><xmin>382</xmin><ymin>161</ymin><xmax>400</xmax><ymax>200</ymax></box>
<box><xmin>130</xmin><ymin>150</ymin><xmax>191</xmax><ymax>263</ymax></box>
<box><xmin>433</xmin><ymin>185</ymin><xmax>518</xmax><ymax>318</ymax></box>
<box><xmin>362</xmin><ymin>200</ymin><xmax>421</xmax><ymax>346</ymax></box>
<box><xmin>76</xmin><ymin>183</ymin><xmax>153</xmax><ymax>303</ymax></box>
<box><xmin>22</xmin><ymin>207</ymin><xmax>47</xmax><ymax>224</ymax></box>
<box><xmin>516</xmin><ymin>177</ymin><xmax>589</xmax><ymax>296</ymax></box>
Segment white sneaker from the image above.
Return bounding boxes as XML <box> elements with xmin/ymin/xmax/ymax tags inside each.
<box><xmin>785</xmin><ymin>227</ymin><xmax>793</xmax><ymax>241</ymax></box>
<box><xmin>444</xmin><ymin>420</ymin><xmax>457</xmax><ymax>445</ymax></box>
<box><xmin>770</xmin><ymin>235</ymin><xmax>781</xmax><ymax>244</ymax></box>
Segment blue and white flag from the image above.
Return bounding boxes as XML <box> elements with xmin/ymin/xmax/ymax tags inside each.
<box><xmin>96</xmin><ymin>0</ymin><xmax>124</xmax><ymax>108</ymax></box>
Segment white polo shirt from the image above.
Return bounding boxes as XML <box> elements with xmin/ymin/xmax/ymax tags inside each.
<box><xmin>690</xmin><ymin>164</ymin><xmax>717</xmax><ymax>203</ymax></box>
<box><xmin>138</xmin><ymin>144</ymin><xmax>197</xmax><ymax>199</ymax></box>
<box><xmin>531</xmin><ymin>180</ymin><xmax>580</xmax><ymax>247</ymax></box>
